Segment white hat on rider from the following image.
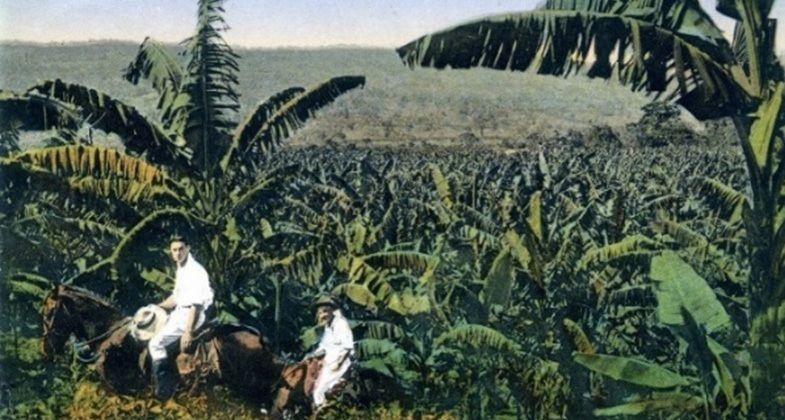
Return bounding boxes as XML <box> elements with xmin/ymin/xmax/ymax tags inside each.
<box><xmin>129</xmin><ymin>305</ymin><xmax>167</xmax><ymax>342</ymax></box>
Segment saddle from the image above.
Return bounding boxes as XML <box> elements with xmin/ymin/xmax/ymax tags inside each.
<box><xmin>176</xmin><ymin>320</ymin><xmax>258</xmax><ymax>365</ymax></box>
<box><xmin>95</xmin><ymin>307</ymin><xmax>276</xmax><ymax>397</ymax></box>
<box><xmin>279</xmin><ymin>357</ymin><xmax>323</xmax><ymax>396</ymax></box>
<box><xmin>128</xmin><ymin>306</ymin><xmax>260</xmax><ymax>376</ymax></box>
<box><xmin>272</xmin><ymin>354</ymin><xmax>357</xmax><ymax>416</ymax></box>
<box><xmin>130</xmin><ymin>305</ymin><xmax>260</xmax><ymax>348</ymax></box>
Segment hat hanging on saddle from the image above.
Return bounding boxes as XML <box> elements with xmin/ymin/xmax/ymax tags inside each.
<box><xmin>129</xmin><ymin>305</ymin><xmax>168</xmax><ymax>342</ymax></box>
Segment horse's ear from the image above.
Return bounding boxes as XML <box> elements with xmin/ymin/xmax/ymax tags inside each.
<box><xmin>41</xmin><ymin>285</ymin><xmax>59</xmax><ymax>315</ymax></box>
<box><xmin>46</xmin><ymin>284</ymin><xmax>69</xmax><ymax>302</ymax></box>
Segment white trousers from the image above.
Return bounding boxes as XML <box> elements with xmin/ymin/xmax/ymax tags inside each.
<box><xmin>312</xmin><ymin>357</ymin><xmax>351</xmax><ymax>407</ymax></box>
<box><xmin>148</xmin><ymin>307</ymin><xmax>205</xmax><ymax>361</ymax></box>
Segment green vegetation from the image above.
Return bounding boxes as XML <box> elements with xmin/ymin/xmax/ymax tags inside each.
<box><xmin>1</xmin><ymin>0</ymin><xmax>783</xmax><ymax>419</ymax></box>
<box><xmin>398</xmin><ymin>0</ymin><xmax>784</xmax><ymax>417</ymax></box>
<box><xmin>2</xmin><ymin>140</ymin><xmax>755</xmax><ymax>417</ymax></box>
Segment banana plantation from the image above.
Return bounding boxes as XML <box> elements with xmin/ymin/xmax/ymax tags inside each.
<box><xmin>2</xmin><ymin>0</ymin><xmax>785</xmax><ymax>419</ymax></box>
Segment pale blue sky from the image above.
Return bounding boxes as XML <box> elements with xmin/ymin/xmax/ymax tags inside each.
<box><xmin>0</xmin><ymin>0</ymin><xmax>782</xmax><ymax>52</ymax></box>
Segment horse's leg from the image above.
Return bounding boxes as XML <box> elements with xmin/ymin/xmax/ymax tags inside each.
<box><xmin>271</xmin><ymin>363</ymin><xmax>308</xmax><ymax>419</ymax></box>
<box><xmin>95</xmin><ymin>327</ymin><xmax>147</xmax><ymax>394</ymax></box>
<box><xmin>304</xmin><ymin>358</ymin><xmax>323</xmax><ymax>398</ymax></box>
<box><xmin>176</xmin><ymin>343</ymin><xmax>210</xmax><ymax>396</ymax></box>
<box><xmin>271</xmin><ymin>386</ymin><xmax>292</xmax><ymax>419</ymax></box>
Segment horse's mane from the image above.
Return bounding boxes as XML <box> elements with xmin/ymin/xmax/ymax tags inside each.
<box><xmin>57</xmin><ymin>284</ymin><xmax>119</xmax><ymax>312</ymax></box>
<box><xmin>42</xmin><ymin>284</ymin><xmax>126</xmax><ymax>356</ymax></box>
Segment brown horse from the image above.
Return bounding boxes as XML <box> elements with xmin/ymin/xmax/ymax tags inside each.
<box><xmin>270</xmin><ymin>357</ymin><xmax>322</xmax><ymax>418</ymax></box>
<box><xmin>41</xmin><ymin>284</ymin><xmax>125</xmax><ymax>358</ymax></box>
<box><xmin>270</xmin><ymin>355</ymin><xmax>365</xmax><ymax>418</ymax></box>
<box><xmin>41</xmin><ymin>284</ymin><xmax>285</xmax><ymax>400</ymax></box>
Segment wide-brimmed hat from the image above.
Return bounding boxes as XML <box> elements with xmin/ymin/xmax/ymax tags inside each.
<box><xmin>312</xmin><ymin>295</ymin><xmax>338</xmax><ymax>310</ymax></box>
<box><xmin>129</xmin><ymin>305</ymin><xmax>168</xmax><ymax>342</ymax></box>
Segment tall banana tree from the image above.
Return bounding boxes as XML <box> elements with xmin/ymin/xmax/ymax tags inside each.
<box><xmin>0</xmin><ymin>0</ymin><xmax>364</xmax><ymax>312</ymax></box>
<box><xmin>397</xmin><ymin>0</ymin><xmax>783</xmax><ymax>415</ymax></box>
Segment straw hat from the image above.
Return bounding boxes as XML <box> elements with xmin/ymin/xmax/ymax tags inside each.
<box><xmin>312</xmin><ymin>295</ymin><xmax>338</xmax><ymax>310</ymax></box>
<box><xmin>129</xmin><ymin>305</ymin><xmax>168</xmax><ymax>342</ymax></box>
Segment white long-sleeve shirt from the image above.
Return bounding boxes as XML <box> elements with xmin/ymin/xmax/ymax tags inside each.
<box><xmin>170</xmin><ymin>253</ymin><xmax>213</xmax><ymax>309</ymax></box>
<box><xmin>149</xmin><ymin>254</ymin><xmax>213</xmax><ymax>359</ymax></box>
<box><xmin>316</xmin><ymin>310</ymin><xmax>354</xmax><ymax>371</ymax></box>
<box><xmin>312</xmin><ymin>309</ymin><xmax>354</xmax><ymax>406</ymax></box>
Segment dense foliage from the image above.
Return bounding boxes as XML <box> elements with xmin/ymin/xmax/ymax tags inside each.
<box><xmin>2</xmin><ymin>139</ymin><xmax>757</xmax><ymax>418</ymax></box>
<box><xmin>1</xmin><ymin>0</ymin><xmax>783</xmax><ymax>418</ymax></box>
<box><xmin>398</xmin><ymin>0</ymin><xmax>784</xmax><ymax>417</ymax></box>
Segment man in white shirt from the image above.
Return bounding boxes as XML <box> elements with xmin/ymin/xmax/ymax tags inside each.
<box><xmin>309</xmin><ymin>295</ymin><xmax>354</xmax><ymax>409</ymax></box>
<box><xmin>149</xmin><ymin>235</ymin><xmax>214</xmax><ymax>400</ymax></box>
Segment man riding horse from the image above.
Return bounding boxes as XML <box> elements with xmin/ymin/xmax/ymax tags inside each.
<box><xmin>41</xmin><ymin>237</ymin><xmax>359</xmax><ymax>410</ymax></box>
<box><xmin>143</xmin><ymin>235</ymin><xmax>214</xmax><ymax>400</ymax></box>
<box><xmin>310</xmin><ymin>295</ymin><xmax>354</xmax><ymax>409</ymax></box>
<box><xmin>271</xmin><ymin>295</ymin><xmax>355</xmax><ymax>417</ymax></box>
<box><xmin>43</xmin><ymin>284</ymin><xmax>283</xmax><ymax>402</ymax></box>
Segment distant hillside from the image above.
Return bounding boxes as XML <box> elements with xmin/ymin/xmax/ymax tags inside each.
<box><xmin>1</xmin><ymin>41</ymin><xmax>660</xmax><ymax>148</ymax></box>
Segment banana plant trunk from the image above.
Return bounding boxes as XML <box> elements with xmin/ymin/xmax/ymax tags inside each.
<box><xmin>747</xmin><ymin>222</ymin><xmax>780</xmax><ymax>418</ymax></box>
<box><xmin>747</xmin><ymin>209</ymin><xmax>774</xmax><ymax>417</ymax></box>
<box><xmin>736</xmin><ymin>115</ymin><xmax>782</xmax><ymax>418</ymax></box>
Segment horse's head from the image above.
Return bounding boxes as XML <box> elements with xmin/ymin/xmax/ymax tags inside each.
<box><xmin>41</xmin><ymin>285</ymin><xmax>122</xmax><ymax>359</ymax></box>
<box><xmin>41</xmin><ymin>285</ymin><xmax>73</xmax><ymax>358</ymax></box>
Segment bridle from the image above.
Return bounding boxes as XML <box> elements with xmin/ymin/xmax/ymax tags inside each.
<box><xmin>43</xmin><ymin>288</ymin><xmax>131</xmax><ymax>363</ymax></box>
<box><xmin>42</xmin><ymin>296</ymin><xmax>70</xmax><ymax>355</ymax></box>
<box><xmin>70</xmin><ymin>318</ymin><xmax>132</xmax><ymax>362</ymax></box>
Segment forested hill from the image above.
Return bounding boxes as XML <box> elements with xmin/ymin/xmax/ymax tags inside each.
<box><xmin>0</xmin><ymin>41</ymin><xmax>658</xmax><ymax>148</ymax></box>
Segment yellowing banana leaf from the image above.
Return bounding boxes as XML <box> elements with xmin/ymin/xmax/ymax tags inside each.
<box><xmin>387</xmin><ymin>290</ymin><xmax>430</xmax><ymax>316</ymax></box>
<box><xmin>579</xmin><ymin>234</ymin><xmax>659</xmax><ymax>270</ymax></box>
<box><xmin>429</xmin><ymin>163</ymin><xmax>453</xmax><ymax>209</ymax></box>
<box><xmin>574</xmin><ymin>352</ymin><xmax>692</xmax><ymax>388</ymax></box>
<box><xmin>749</xmin><ymin>83</ymin><xmax>784</xmax><ymax>168</ymax></box>
<box><xmin>527</xmin><ymin>190</ymin><xmax>543</xmax><ymax>243</ymax></box>
<box><xmin>564</xmin><ymin>318</ymin><xmax>595</xmax><ymax>354</ymax></box>
<box><xmin>333</xmin><ymin>283</ymin><xmax>378</xmax><ymax>311</ymax></box>
<box><xmin>593</xmin><ymin>392</ymin><xmax>703</xmax><ymax>416</ymax></box>
<box><xmin>436</xmin><ymin>324</ymin><xmax>521</xmax><ymax>354</ymax></box>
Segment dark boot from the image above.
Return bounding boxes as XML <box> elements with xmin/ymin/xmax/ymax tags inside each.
<box><xmin>151</xmin><ymin>359</ymin><xmax>176</xmax><ymax>401</ymax></box>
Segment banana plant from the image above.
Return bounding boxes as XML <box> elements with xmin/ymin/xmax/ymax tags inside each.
<box><xmin>572</xmin><ymin>251</ymin><xmax>748</xmax><ymax>417</ymax></box>
<box><xmin>397</xmin><ymin>0</ymin><xmax>784</xmax><ymax>414</ymax></box>
<box><xmin>354</xmin><ymin>316</ymin><xmax>563</xmax><ymax>418</ymax></box>
<box><xmin>0</xmin><ymin>0</ymin><xmax>364</xmax><ymax>316</ymax></box>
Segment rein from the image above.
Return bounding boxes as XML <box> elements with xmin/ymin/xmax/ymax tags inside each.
<box><xmin>72</xmin><ymin>317</ymin><xmax>132</xmax><ymax>363</ymax></box>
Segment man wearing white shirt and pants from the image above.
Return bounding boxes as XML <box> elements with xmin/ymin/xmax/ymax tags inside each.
<box><xmin>149</xmin><ymin>236</ymin><xmax>214</xmax><ymax>400</ymax></box>
<box><xmin>310</xmin><ymin>296</ymin><xmax>354</xmax><ymax>410</ymax></box>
